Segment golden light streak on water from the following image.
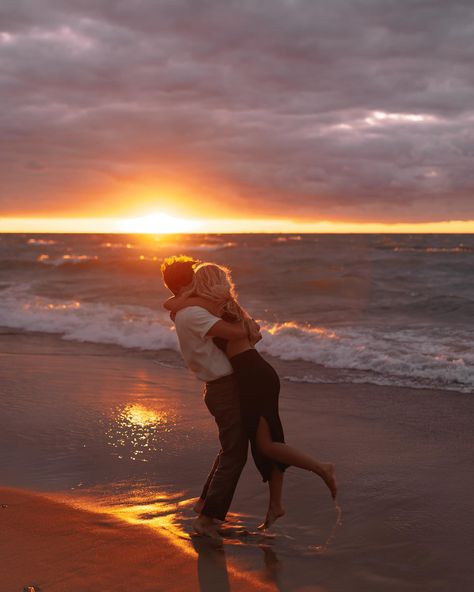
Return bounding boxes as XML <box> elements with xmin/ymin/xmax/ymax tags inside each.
<box><xmin>22</xmin><ymin>300</ymin><xmax>81</xmax><ymax>311</ymax></box>
<box><xmin>265</xmin><ymin>322</ymin><xmax>338</xmax><ymax>339</ymax></box>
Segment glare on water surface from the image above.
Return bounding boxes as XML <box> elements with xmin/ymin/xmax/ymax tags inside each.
<box><xmin>105</xmin><ymin>403</ymin><xmax>176</xmax><ymax>463</ymax></box>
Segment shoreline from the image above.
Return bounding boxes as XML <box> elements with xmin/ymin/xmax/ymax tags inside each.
<box><xmin>1</xmin><ymin>325</ymin><xmax>470</xmax><ymax>396</ymax></box>
<box><xmin>1</xmin><ymin>329</ymin><xmax>473</xmax><ymax>590</ymax></box>
<box><xmin>0</xmin><ymin>486</ymin><xmax>270</xmax><ymax>592</ymax></box>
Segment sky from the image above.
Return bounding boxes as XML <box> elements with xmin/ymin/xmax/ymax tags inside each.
<box><xmin>1</xmin><ymin>0</ymin><xmax>473</xmax><ymax>232</ymax></box>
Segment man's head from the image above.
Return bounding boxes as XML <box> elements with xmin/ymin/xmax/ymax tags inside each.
<box><xmin>161</xmin><ymin>255</ymin><xmax>198</xmax><ymax>295</ymax></box>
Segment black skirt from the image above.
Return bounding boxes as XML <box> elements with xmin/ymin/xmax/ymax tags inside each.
<box><xmin>230</xmin><ymin>348</ymin><xmax>288</xmax><ymax>482</ymax></box>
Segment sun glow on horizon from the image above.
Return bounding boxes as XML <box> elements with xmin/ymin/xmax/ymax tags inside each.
<box><xmin>0</xmin><ymin>215</ymin><xmax>473</xmax><ymax>234</ymax></box>
<box><xmin>115</xmin><ymin>212</ymin><xmax>201</xmax><ymax>234</ymax></box>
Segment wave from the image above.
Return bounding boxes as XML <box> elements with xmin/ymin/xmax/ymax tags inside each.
<box><xmin>100</xmin><ymin>241</ymin><xmax>136</xmax><ymax>249</ymax></box>
<box><xmin>392</xmin><ymin>246</ymin><xmax>473</xmax><ymax>253</ymax></box>
<box><xmin>0</xmin><ymin>285</ymin><xmax>178</xmax><ymax>351</ymax></box>
<box><xmin>38</xmin><ymin>253</ymin><xmax>100</xmax><ymax>265</ymax></box>
<box><xmin>258</xmin><ymin>322</ymin><xmax>474</xmax><ymax>393</ymax></box>
<box><xmin>272</xmin><ymin>236</ymin><xmax>302</xmax><ymax>243</ymax></box>
<box><xmin>375</xmin><ymin>243</ymin><xmax>474</xmax><ymax>254</ymax></box>
<box><xmin>27</xmin><ymin>238</ymin><xmax>58</xmax><ymax>246</ymax></box>
<box><xmin>0</xmin><ymin>286</ymin><xmax>472</xmax><ymax>393</ymax></box>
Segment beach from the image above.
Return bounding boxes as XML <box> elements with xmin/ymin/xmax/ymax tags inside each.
<box><xmin>0</xmin><ymin>486</ymin><xmax>265</xmax><ymax>592</ymax></box>
<box><xmin>1</xmin><ymin>331</ymin><xmax>472</xmax><ymax>591</ymax></box>
<box><xmin>2</xmin><ymin>0</ymin><xmax>474</xmax><ymax>584</ymax></box>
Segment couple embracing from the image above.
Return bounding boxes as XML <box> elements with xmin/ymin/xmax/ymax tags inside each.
<box><xmin>161</xmin><ymin>256</ymin><xmax>337</xmax><ymax>541</ymax></box>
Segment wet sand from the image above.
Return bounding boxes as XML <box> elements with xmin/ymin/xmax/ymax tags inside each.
<box><xmin>0</xmin><ymin>486</ymin><xmax>266</xmax><ymax>592</ymax></box>
<box><xmin>1</xmin><ymin>331</ymin><xmax>473</xmax><ymax>591</ymax></box>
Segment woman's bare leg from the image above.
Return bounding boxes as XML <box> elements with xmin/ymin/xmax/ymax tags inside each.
<box><xmin>256</xmin><ymin>417</ymin><xmax>337</xmax><ymax>499</ymax></box>
<box><xmin>259</xmin><ymin>467</ymin><xmax>285</xmax><ymax>530</ymax></box>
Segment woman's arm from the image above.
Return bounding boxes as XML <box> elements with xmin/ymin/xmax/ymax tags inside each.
<box><xmin>216</xmin><ymin>298</ymin><xmax>263</xmax><ymax>345</ymax></box>
<box><xmin>207</xmin><ymin>320</ymin><xmax>248</xmax><ymax>340</ymax></box>
<box><xmin>164</xmin><ymin>295</ymin><xmax>262</xmax><ymax>343</ymax></box>
<box><xmin>163</xmin><ymin>296</ymin><xmax>178</xmax><ymax>311</ymax></box>
<box><xmin>163</xmin><ymin>295</ymin><xmax>222</xmax><ymax>317</ymax></box>
<box><xmin>228</xmin><ymin>300</ymin><xmax>262</xmax><ymax>344</ymax></box>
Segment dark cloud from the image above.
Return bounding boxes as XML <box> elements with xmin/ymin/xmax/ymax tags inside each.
<box><xmin>1</xmin><ymin>0</ymin><xmax>473</xmax><ymax>222</ymax></box>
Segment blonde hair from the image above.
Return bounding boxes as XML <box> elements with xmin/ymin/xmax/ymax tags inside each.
<box><xmin>182</xmin><ymin>262</ymin><xmax>253</xmax><ymax>330</ymax></box>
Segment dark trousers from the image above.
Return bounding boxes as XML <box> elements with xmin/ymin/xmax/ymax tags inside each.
<box><xmin>199</xmin><ymin>374</ymin><xmax>248</xmax><ymax>521</ymax></box>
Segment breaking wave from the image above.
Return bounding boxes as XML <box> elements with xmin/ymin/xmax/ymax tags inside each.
<box><xmin>1</xmin><ymin>285</ymin><xmax>472</xmax><ymax>393</ymax></box>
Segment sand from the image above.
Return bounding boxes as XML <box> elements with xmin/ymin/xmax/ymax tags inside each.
<box><xmin>1</xmin><ymin>331</ymin><xmax>473</xmax><ymax>591</ymax></box>
<box><xmin>0</xmin><ymin>486</ymin><xmax>270</xmax><ymax>592</ymax></box>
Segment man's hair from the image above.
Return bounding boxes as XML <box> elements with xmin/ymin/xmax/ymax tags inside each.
<box><xmin>161</xmin><ymin>255</ymin><xmax>198</xmax><ymax>295</ymax></box>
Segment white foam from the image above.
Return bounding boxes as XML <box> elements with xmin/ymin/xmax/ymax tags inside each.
<box><xmin>0</xmin><ymin>284</ymin><xmax>179</xmax><ymax>351</ymax></box>
<box><xmin>27</xmin><ymin>238</ymin><xmax>58</xmax><ymax>246</ymax></box>
<box><xmin>258</xmin><ymin>321</ymin><xmax>474</xmax><ymax>393</ymax></box>
<box><xmin>0</xmin><ymin>286</ymin><xmax>472</xmax><ymax>392</ymax></box>
<box><xmin>38</xmin><ymin>254</ymin><xmax>99</xmax><ymax>265</ymax></box>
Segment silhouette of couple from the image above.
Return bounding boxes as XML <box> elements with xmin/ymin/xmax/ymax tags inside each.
<box><xmin>161</xmin><ymin>256</ymin><xmax>336</xmax><ymax>542</ymax></box>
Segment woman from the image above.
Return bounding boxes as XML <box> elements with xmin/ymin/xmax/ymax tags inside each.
<box><xmin>165</xmin><ymin>262</ymin><xmax>337</xmax><ymax>529</ymax></box>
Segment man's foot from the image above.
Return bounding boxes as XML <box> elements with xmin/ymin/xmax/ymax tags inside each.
<box><xmin>315</xmin><ymin>463</ymin><xmax>337</xmax><ymax>499</ymax></box>
<box><xmin>193</xmin><ymin>499</ymin><xmax>222</xmax><ymax>526</ymax></box>
<box><xmin>193</xmin><ymin>498</ymin><xmax>205</xmax><ymax>514</ymax></box>
<box><xmin>193</xmin><ymin>516</ymin><xmax>223</xmax><ymax>543</ymax></box>
<box><xmin>258</xmin><ymin>506</ymin><xmax>285</xmax><ymax>530</ymax></box>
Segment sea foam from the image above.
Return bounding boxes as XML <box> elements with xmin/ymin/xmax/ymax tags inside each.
<box><xmin>259</xmin><ymin>322</ymin><xmax>473</xmax><ymax>392</ymax></box>
<box><xmin>0</xmin><ymin>284</ymin><xmax>178</xmax><ymax>352</ymax></box>
<box><xmin>1</xmin><ymin>285</ymin><xmax>472</xmax><ymax>393</ymax></box>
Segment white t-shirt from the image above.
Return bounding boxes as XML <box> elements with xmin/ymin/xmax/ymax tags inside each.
<box><xmin>174</xmin><ymin>306</ymin><xmax>233</xmax><ymax>382</ymax></box>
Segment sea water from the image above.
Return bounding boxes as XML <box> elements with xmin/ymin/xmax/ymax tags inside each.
<box><xmin>0</xmin><ymin>233</ymin><xmax>473</xmax><ymax>392</ymax></box>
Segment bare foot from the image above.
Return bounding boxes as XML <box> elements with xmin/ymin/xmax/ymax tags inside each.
<box><xmin>258</xmin><ymin>506</ymin><xmax>285</xmax><ymax>530</ymax></box>
<box><xmin>193</xmin><ymin>498</ymin><xmax>205</xmax><ymax>514</ymax></box>
<box><xmin>193</xmin><ymin>516</ymin><xmax>223</xmax><ymax>543</ymax></box>
<box><xmin>316</xmin><ymin>463</ymin><xmax>337</xmax><ymax>499</ymax></box>
<box><xmin>193</xmin><ymin>499</ymin><xmax>222</xmax><ymax>526</ymax></box>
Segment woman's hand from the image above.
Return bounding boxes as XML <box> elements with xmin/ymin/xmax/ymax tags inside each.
<box><xmin>247</xmin><ymin>318</ymin><xmax>262</xmax><ymax>345</ymax></box>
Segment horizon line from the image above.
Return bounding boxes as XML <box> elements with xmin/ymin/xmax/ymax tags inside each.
<box><xmin>0</xmin><ymin>216</ymin><xmax>473</xmax><ymax>234</ymax></box>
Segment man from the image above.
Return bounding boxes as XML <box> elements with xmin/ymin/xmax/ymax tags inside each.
<box><xmin>161</xmin><ymin>256</ymin><xmax>257</xmax><ymax>541</ymax></box>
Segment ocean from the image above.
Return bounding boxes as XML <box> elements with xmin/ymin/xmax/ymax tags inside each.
<box><xmin>2</xmin><ymin>233</ymin><xmax>473</xmax><ymax>590</ymax></box>
<box><xmin>1</xmin><ymin>232</ymin><xmax>473</xmax><ymax>393</ymax></box>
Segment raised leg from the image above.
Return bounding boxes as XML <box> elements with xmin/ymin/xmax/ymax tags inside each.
<box><xmin>256</xmin><ymin>417</ymin><xmax>337</xmax><ymax>499</ymax></box>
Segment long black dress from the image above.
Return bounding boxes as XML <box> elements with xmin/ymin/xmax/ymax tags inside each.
<box><xmin>214</xmin><ymin>333</ymin><xmax>288</xmax><ymax>482</ymax></box>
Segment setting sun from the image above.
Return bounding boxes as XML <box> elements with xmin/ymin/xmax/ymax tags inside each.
<box><xmin>115</xmin><ymin>212</ymin><xmax>201</xmax><ymax>234</ymax></box>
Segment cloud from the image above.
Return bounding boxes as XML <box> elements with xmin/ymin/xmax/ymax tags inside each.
<box><xmin>1</xmin><ymin>0</ymin><xmax>473</xmax><ymax>222</ymax></box>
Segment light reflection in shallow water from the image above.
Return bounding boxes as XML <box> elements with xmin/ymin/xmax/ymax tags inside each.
<box><xmin>105</xmin><ymin>402</ymin><xmax>176</xmax><ymax>463</ymax></box>
<box><xmin>62</xmin><ymin>483</ymin><xmax>279</xmax><ymax>591</ymax></box>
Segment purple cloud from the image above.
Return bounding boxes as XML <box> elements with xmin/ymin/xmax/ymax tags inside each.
<box><xmin>1</xmin><ymin>0</ymin><xmax>473</xmax><ymax>221</ymax></box>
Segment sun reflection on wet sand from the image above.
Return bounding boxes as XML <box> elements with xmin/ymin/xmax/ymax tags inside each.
<box><xmin>56</xmin><ymin>484</ymin><xmax>278</xmax><ymax>591</ymax></box>
<box><xmin>122</xmin><ymin>402</ymin><xmax>167</xmax><ymax>426</ymax></box>
<box><xmin>105</xmin><ymin>402</ymin><xmax>176</xmax><ymax>462</ymax></box>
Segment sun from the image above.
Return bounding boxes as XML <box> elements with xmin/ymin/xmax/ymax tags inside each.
<box><xmin>115</xmin><ymin>212</ymin><xmax>201</xmax><ymax>234</ymax></box>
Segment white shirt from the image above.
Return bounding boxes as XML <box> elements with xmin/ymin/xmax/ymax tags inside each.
<box><xmin>174</xmin><ymin>306</ymin><xmax>233</xmax><ymax>382</ymax></box>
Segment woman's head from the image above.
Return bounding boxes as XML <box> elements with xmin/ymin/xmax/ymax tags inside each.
<box><xmin>183</xmin><ymin>262</ymin><xmax>237</xmax><ymax>304</ymax></box>
<box><xmin>186</xmin><ymin>261</ymin><xmax>253</xmax><ymax>329</ymax></box>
